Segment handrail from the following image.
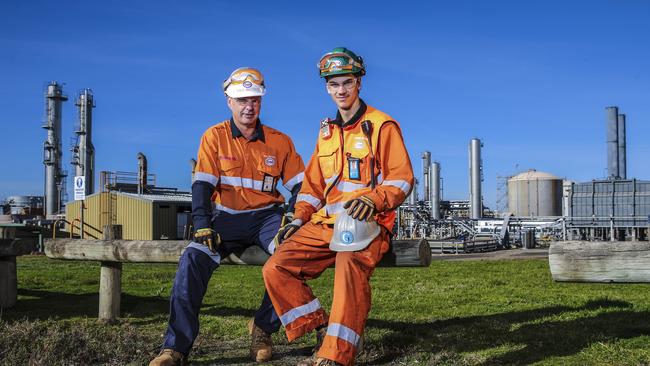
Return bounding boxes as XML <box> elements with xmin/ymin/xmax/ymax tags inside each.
<box><xmin>52</xmin><ymin>218</ymin><xmax>72</xmax><ymax>238</ymax></box>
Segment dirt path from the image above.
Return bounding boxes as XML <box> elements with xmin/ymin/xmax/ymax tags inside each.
<box><xmin>431</xmin><ymin>247</ymin><xmax>549</xmax><ymax>261</ymax></box>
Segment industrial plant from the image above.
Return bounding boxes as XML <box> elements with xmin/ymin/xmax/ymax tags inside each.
<box><xmin>1</xmin><ymin>84</ymin><xmax>648</xmax><ymax>255</ymax></box>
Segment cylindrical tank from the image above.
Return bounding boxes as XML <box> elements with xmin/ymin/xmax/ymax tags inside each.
<box><xmin>421</xmin><ymin>151</ymin><xmax>431</xmax><ymax>203</ymax></box>
<box><xmin>430</xmin><ymin>161</ymin><xmax>441</xmax><ymax>220</ymax></box>
<box><xmin>408</xmin><ymin>178</ymin><xmax>418</xmax><ymax>206</ymax></box>
<box><xmin>507</xmin><ymin>170</ymin><xmax>563</xmax><ymax>217</ymax></box>
<box><xmin>469</xmin><ymin>138</ymin><xmax>482</xmax><ymax>219</ymax></box>
<box><xmin>606</xmin><ymin>106</ymin><xmax>619</xmax><ymax>179</ymax></box>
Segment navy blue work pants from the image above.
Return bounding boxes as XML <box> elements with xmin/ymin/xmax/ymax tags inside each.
<box><xmin>162</xmin><ymin>207</ymin><xmax>283</xmax><ymax>355</ymax></box>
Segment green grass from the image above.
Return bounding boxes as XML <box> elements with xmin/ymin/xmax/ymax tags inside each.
<box><xmin>2</xmin><ymin>255</ymin><xmax>650</xmax><ymax>365</ymax></box>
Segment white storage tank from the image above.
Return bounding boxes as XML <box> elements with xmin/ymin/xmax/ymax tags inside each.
<box><xmin>507</xmin><ymin>170</ymin><xmax>563</xmax><ymax>217</ymax></box>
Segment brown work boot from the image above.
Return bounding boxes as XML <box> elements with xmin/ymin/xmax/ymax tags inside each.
<box><xmin>313</xmin><ymin>357</ymin><xmax>343</xmax><ymax>366</ymax></box>
<box><xmin>248</xmin><ymin>318</ymin><xmax>273</xmax><ymax>362</ymax></box>
<box><xmin>149</xmin><ymin>349</ymin><xmax>186</xmax><ymax>366</ymax></box>
<box><xmin>296</xmin><ymin>326</ymin><xmax>327</xmax><ymax>366</ymax></box>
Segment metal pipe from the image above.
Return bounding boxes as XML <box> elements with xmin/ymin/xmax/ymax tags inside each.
<box><xmin>606</xmin><ymin>106</ymin><xmax>619</xmax><ymax>179</ymax></box>
<box><xmin>421</xmin><ymin>151</ymin><xmax>431</xmax><ymax>203</ymax></box>
<box><xmin>469</xmin><ymin>138</ymin><xmax>483</xmax><ymax>219</ymax></box>
<box><xmin>137</xmin><ymin>153</ymin><xmax>148</xmax><ymax>194</ymax></box>
<box><xmin>189</xmin><ymin>158</ymin><xmax>197</xmax><ymax>183</ymax></box>
<box><xmin>431</xmin><ymin>161</ymin><xmax>441</xmax><ymax>220</ymax></box>
<box><xmin>72</xmin><ymin>89</ymin><xmax>95</xmax><ymax>195</ymax></box>
<box><xmin>617</xmin><ymin>113</ymin><xmax>626</xmax><ymax>179</ymax></box>
<box><xmin>43</xmin><ymin>82</ymin><xmax>68</xmax><ymax>218</ymax></box>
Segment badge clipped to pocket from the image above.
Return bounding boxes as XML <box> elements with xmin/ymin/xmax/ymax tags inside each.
<box><xmin>320</xmin><ymin>118</ymin><xmax>332</xmax><ymax>139</ymax></box>
<box><xmin>262</xmin><ymin>174</ymin><xmax>276</xmax><ymax>193</ymax></box>
<box><xmin>348</xmin><ymin>157</ymin><xmax>361</xmax><ymax>180</ymax></box>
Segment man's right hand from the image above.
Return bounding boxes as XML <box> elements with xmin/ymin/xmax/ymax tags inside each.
<box><xmin>194</xmin><ymin>228</ymin><xmax>221</xmax><ymax>254</ymax></box>
<box><xmin>273</xmin><ymin>219</ymin><xmax>302</xmax><ymax>246</ymax></box>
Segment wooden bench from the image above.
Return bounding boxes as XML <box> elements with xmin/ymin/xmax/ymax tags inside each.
<box><xmin>0</xmin><ymin>225</ymin><xmax>38</xmax><ymax>309</ymax></box>
<box><xmin>549</xmin><ymin>240</ymin><xmax>650</xmax><ymax>282</ymax></box>
<box><xmin>44</xmin><ymin>225</ymin><xmax>431</xmax><ymax>323</ymax></box>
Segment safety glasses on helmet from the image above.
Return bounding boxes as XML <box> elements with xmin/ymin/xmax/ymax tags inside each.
<box><xmin>318</xmin><ymin>52</ymin><xmax>364</xmax><ymax>75</ymax></box>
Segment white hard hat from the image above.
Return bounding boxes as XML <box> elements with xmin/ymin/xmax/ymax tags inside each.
<box><xmin>223</xmin><ymin>67</ymin><xmax>266</xmax><ymax>98</ymax></box>
<box><xmin>329</xmin><ymin>210</ymin><xmax>381</xmax><ymax>252</ymax></box>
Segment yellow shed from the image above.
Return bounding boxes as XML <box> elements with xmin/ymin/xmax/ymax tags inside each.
<box><xmin>65</xmin><ymin>191</ymin><xmax>192</xmax><ymax>240</ymax></box>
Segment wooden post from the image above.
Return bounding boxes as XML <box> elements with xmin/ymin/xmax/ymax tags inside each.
<box><xmin>0</xmin><ymin>226</ymin><xmax>17</xmax><ymax>309</ymax></box>
<box><xmin>99</xmin><ymin>225</ymin><xmax>122</xmax><ymax>324</ymax></box>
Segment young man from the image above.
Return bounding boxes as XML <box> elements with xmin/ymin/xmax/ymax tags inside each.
<box><xmin>150</xmin><ymin>67</ymin><xmax>305</xmax><ymax>366</ymax></box>
<box><xmin>263</xmin><ymin>48</ymin><xmax>414</xmax><ymax>366</ymax></box>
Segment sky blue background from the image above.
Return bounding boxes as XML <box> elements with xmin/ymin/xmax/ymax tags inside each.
<box><xmin>1</xmin><ymin>0</ymin><xmax>649</xmax><ymax>209</ymax></box>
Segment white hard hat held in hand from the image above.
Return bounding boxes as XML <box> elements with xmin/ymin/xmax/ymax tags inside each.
<box><xmin>329</xmin><ymin>209</ymin><xmax>381</xmax><ymax>252</ymax></box>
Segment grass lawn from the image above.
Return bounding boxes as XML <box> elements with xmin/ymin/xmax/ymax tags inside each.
<box><xmin>2</xmin><ymin>255</ymin><xmax>650</xmax><ymax>365</ymax></box>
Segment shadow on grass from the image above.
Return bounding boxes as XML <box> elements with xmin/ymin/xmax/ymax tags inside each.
<box><xmin>367</xmin><ymin>298</ymin><xmax>650</xmax><ymax>365</ymax></box>
<box><xmin>5</xmin><ymin>289</ymin><xmax>170</xmax><ymax>321</ymax></box>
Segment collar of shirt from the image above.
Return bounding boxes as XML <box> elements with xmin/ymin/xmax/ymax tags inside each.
<box><xmin>230</xmin><ymin>117</ymin><xmax>265</xmax><ymax>142</ymax></box>
<box><xmin>331</xmin><ymin>99</ymin><xmax>368</xmax><ymax>128</ymax></box>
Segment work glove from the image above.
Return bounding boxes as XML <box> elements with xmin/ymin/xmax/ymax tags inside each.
<box><xmin>281</xmin><ymin>211</ymin><xmax>294</xmax><ymax>227</ymax></box>
<box><xmin>273</xmin><ymin>219</ymin><xmax>303</xmax><ymax>246</ymax></box>
<box><xmin>193</xmin><ymin>228</ymin><xmax>221</xmax><ymax>254</ymax></box>
<box><xmin>344</xmin><ymin>196</ymin><xmax>376</xmax><ymax>221</ymax></box>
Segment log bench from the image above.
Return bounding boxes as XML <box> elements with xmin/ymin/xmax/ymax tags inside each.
<box><xmin>1</xmin><ymin>225</ymin><xmax>38</xmax><ymax>309</ymax></box>
<box><xmin>43</xmin><ymin>225</ymin><xmax>430</xmax><ymax>322</ymax></box>
<box><xmin>549</xmin><ymin>240</ymin><xmax>650</xmax><ymax>283</ymax></box>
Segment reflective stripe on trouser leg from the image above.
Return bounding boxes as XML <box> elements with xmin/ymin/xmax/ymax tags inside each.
<box><xmin>317</xmin><ymin>231</ymin><xmax>389</xmax><ymax>366</ymax></box>
<box><xmin>262</xmin><ymin>222</ymin><xmax>335</xmax><ymax>341</ymax></box>
<box><xmin>163</xmin><ymin>246</ymin><xmax>220</xmax><ymax>354</ymax></box>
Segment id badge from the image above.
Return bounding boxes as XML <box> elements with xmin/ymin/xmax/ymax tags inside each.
<box><xmin>320</xmin><ymin>124</ymin><xmax>331</xmax><ymax>139</ymax></box>
<box><xmin>348</xmin><ymin>157</ymin><xmax>361</xmax><ymax>180</ymax></box>
<box><xmin>261</xmin><ymin>174</ymin><xmax>275</xmax><ymax>192</ymax></box>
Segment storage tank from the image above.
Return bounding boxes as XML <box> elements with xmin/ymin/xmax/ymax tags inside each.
<box><xmin>507</xmin><ymin>170</ymin><xmax>563</xmax><ymax>217</ymax></box>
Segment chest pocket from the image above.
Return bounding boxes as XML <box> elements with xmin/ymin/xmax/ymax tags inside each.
<box><xmin>318</xmin><ymin>142</ymin><xmax>340</xmax><ymax>181</ymax></box>
<box><xmin>219</xmin><ymin>158</ymin><xmax>242</xmax><ymax>176</ymax></box>
<box><xmin>344</xmin><ymin>136</ymin><xmax>371</xmax><ymax>183</ymax></box>
<box><xmin>254</xmin><ymin>148</ymin><xmax>281</xmax><ymax>193</ymax></box>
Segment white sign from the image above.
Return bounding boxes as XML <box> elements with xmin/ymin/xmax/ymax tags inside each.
<box><xmin>74</xmin><ymin>176</ymin><xmax>86</xmax><ymax>201</ymax></box>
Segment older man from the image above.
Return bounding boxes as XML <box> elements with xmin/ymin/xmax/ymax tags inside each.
<box><xmin>150</xmin><ymin>67</ymin><xmax>305</xmax><ymax>366</ymax></box>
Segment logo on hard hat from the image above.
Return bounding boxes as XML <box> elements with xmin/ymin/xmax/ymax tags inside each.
<box><xmin>340</xmin><ymin>231</ymin><xmax>354</xmax><ymax>244</ymax></box>
<box><xmin>243</xmin><ymin>81</ymin><xmax>253</xmax><ymax>88</ymax></box>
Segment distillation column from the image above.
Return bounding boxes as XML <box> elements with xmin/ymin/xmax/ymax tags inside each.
<box><xmin>421</xmin><ymin>151</ymin><xmax>431</xmax><ymax>204</ymax></box>
<box><xmin>71</xmin><ymin>89</ymin><xmax>95</xmax><ymax>195</ymax></box>
<box><xmin>431</xmin><ymin>161</ymin><xmax>441</xmax><ymax>220</ymax></box>
<box><xmin>469</xmin><ymin>138</ymin><xmax>483</xmax><ymax>219</ymax></box>
<box><xmin>43</xmin><ymin>82</ymin><xmax>68</xmax><ymax>218</ymax></box>
<box><xmin>617</xmin><ymin>113</ymin><xmax>626</xmax><ymax>179</ymax></box>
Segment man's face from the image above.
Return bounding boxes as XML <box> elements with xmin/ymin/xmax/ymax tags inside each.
<box><xmin>227</xmin><ymin>96</ymin><xmax>262</xmax><ymax>127</ymax></box>
<box><xmin>326</xmin><ymin>75</ymin><xmax>361</xmax><ymax>110</ymax></box>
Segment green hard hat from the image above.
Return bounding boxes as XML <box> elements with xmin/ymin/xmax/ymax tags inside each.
<box><xmin>318</xmin><ymin>47</ymin><xmax>365</xmax><ymax>78</ymax></box>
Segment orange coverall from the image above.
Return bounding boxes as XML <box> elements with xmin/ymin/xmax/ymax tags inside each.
<box><xmin>263</xmin><ymin>101</ymin><xmax>414</xmax><ymax>366</ymax></box>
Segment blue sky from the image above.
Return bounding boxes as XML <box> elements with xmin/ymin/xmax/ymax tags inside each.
<box><xmin>1</xmin><ymin>0</ymin><xmax>649</xmax><ymax>209</ymax></box>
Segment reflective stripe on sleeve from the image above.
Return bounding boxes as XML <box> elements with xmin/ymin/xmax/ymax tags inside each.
<box><xmin>297</xmin><ymin>194</ymin><xmax>323</xmax><ymax>210</ymax></box>
<box><xmin>283</xmin><ymin>172</ymin><xmax>304</xmax><ymax>191</ymax></box>
<box><xmin>279</xmin><ymin>298</ymin><xmax>322</xmax><ymax>326</ymax></box>
<box><xmin>194</xmin><ymin>172</ymin><xmax>218</xmax><ymax>186</ymax></box>
<box><xmin>327</xmin><ymin>323</ymin><xmax>361</xmax><ymax>347</ymax></box>
<box><xmin>381</xmin><ymin>180</ymin><xmax>411</xmax><ymax>195</ymax></box>
<box><xmin>213</xmin><ymin>203</ymin><xmax>276</xmax><ymax>214</ymax></box>
<box><xmin>324</xmin><ymin>176</ymin><xmax>337</xmax><ymax>185</ymax></box>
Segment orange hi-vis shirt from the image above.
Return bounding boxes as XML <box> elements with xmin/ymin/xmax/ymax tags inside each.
<box><xmin>193</xmin><ymin>119</ymin><xmax>305</xmax><ymax>214</ymax></box>
<box><xmin>294</xmin><ymin>102</ymin><xmax>414</xmax><ymax>231</ymax></box>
